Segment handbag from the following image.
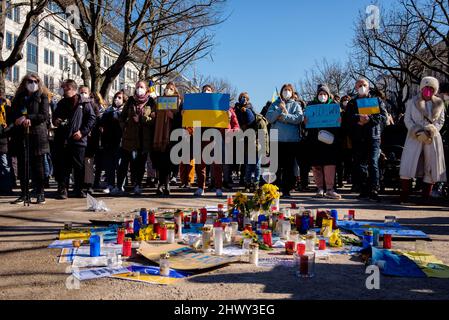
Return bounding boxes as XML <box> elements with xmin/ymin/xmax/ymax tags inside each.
<box><xmin>318</xmin><ymin>130</ymin><xmax>335</xmax><ymax>145</ymax></box>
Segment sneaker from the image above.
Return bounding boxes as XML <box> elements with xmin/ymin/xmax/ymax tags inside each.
<box><xmin>102</xmin><ymin>186</ymin><xmax>113</xmax><ymax>194</ymax></box>
<box><xmin>156</xmin><ymin>186</ymin><xmax>164</xmax><ymax>196</ymax></box>
<box><xmin>369</xmin><ymin>191</ymin><xmax>381</xmax><ymax>202</ymax></box>
<box><xmin>56</xmin><ymin>189</ymin><xmax>68</xmax><ymax>200</ymax></box>
<box><xmin>133</xmin><ymin>186</ymin><xmax>143</xmax><ymax>195</ymax></box>
<box><xmin>315</xmin><ymin>189</ymin><xmax>325</xmax><ymax>198</ymax></box>
<box><xmin>11</xmin><ymin>196</ymin><xmax>25</xmax><ymax>205</ymax></box>
<box><xmin>163</xmin><ymin>188</ymin><xmax>171</xmax><ymax>196</ymax></box>
<box><xmin>325</xmin><ymin>190</ymin><xmax>342</xmax><ymax>200</ymax></box>
<box><xmin>111</xmin><ymin>187</ymin><xmax>125</xmax><ymax>196</ymax></box>
<box><xmin>194</xmin><ymin>188</ymin><xmax>205</xmax><ymax>197</ymax></box>
<box><xmin>36</xmin><ymin>194</ymin><xmax>46</xmax><ymax>204</ymax></box>
<box><xmin>216</xmin><ymin>189</ymin><xmax>223</xmax><ymax>197</ymax></box>
<box><xmin>170</xmin><ymin>177</ymin><xmax>177</xmax><ymax>185</ymax></box>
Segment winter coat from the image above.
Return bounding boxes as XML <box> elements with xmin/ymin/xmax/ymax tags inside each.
<box><xmin>305</xmin><ymin>98</ymin><xmax>341</xmax><ymax>166</ymax></box>
<box><xmin>399</xmin><ymin>95</ymin><xmax>446</xmax><ymax>183</ymax></box>
<box><xmin>0</xmin><ymin>99</ymin><xmax>11</xmax><ymax>154</ymax></box>
<box><xmin>345</xmin><ymin>94</ymin><xmax>387</xmax><ymax>142</ymax></box>
<box><xmin>120</xmin><ymin>96</ymin><xmax>156</xmax><ymax>153</ymax></box>
<box><xmin>10</xmin><ymin>91</ymin><xmax>50</xmax><ymax>156</ymax></box>
<box><xmin>265</xmin><ymin>98</ymin><xmax>303</xmax><ymax>142</ymax></box>
<box><xmin>234</xmin><ymin>103</ymin><xmax>256</xmax><ymax>130</ymax></box>
<box><xmin>53</xmin><ymin>95</ymin><xmax>96</xmax><ymax>148</ymax></box>
<box><xmin>99</xmin><ymin>105</ymin><xmax>123</xmax><ymax>149</ymax></box>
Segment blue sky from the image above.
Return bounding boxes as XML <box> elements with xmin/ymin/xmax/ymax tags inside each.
<box><xmin>192</xmin><ymin>0</ymin><xmax>386</xmax><ymax>111</ymax></box>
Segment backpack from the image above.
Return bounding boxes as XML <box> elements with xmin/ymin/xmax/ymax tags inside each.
<box><xmin>249</xmin><ymin>110</ymin><xmax>270</xmax><ymax>155</ymax></box>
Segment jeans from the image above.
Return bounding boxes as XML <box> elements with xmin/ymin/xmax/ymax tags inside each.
<box><xmin>117</xmin><ymin>149</ymin><xmax>148</xmax><ymax>189</ymax></box>
<box><xmin>353</xmin><ymin>139</ymin><xmax>381</xmax><ymax>194</ymax></box>
<box><xmin>0</xmin><ymin>153</ymin><xmax>13</xmax><ymax>192</ymax></box>
<box><xmin>103</xmin><ymin>147</ymin><xmax>120</xmax><ymax>187</ymax></box>
<box><xmin>244</xmin><ymin>155</ymin><xmax>261</xmax><ymax>184</ymax></box>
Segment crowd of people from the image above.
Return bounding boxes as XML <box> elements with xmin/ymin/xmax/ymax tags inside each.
<box><xmin>0</xmin><ymin>74</ymin><xmax>447</xmax><ymax>205</ymax></box>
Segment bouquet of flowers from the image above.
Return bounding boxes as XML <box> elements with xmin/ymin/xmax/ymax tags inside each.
<box><xmin>230</xmin><ymin>192</ymin><xmax>250</xmax><ymax>216</ymax></box>
<box><xmin>241</xmin><ymin>230</ymin><xmax>273</xmax><ymax>251</ymax></box>
<box><xmin>253</xmin><ymin>184</ymin><xmax>280</xmax><ymax>212</ymax></box>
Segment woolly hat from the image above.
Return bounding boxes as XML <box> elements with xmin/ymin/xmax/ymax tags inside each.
<box><xmin>317</xmin><ymin>84</ymin><xmax>331</xmax><ymax>96</ymax></box>
<box><xmin>420</xmin><ymin>76</ymin><xmax>439</xmax><ymax>93</ymax></box>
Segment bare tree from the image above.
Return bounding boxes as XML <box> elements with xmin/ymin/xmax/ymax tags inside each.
<box><xmin>0</xmin><ymin>0</ymin><xmax>49</xmax><ymax>92</ymax></box>
<box><xmin>192</xmin><ymin>73</ymin><xmax>238</xmax><ymax>103</ymax></box>
<box><xmin>298</xmin><ymin>58</ymin><xmax>354</xmax><ymax>102</ymax></box>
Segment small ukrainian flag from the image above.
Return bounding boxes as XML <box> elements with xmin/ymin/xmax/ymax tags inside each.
<box><xmin>357</xmin><ymin>98</ymin><xmax>380</xmax><ymax>115</ymax></box>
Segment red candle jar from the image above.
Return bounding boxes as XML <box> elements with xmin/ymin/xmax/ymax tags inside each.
<box><xmin>291</xmin><ymin>203</ymin><xmax>297</xmax><ymax>209</ymax></box>
<box><xmin>383</xmin><ymin>234</ymin><xmax>392</xmax><ymax>249</ymax></box>
<box><xmin>244</xmin><ymin>224</ymin><xmax>253</xmax><ymax>232</ymax></box>
<box><xmin>117</xmin><ymin>228</ymin><xmax>125</xmax><ymax>245</ymax></box>
<box><xmin>148</xmin><ymin>212</ymin><xmax>156</xmax><ymax>225</ymax></box>
<box><xmin>262</xmin><ymin>230</ymin><xmax>272</xmax><ymax>247</ymax></box>
<box><xmin>122</xmin><ymin>238</ymin><xmax>132</xmax><ymax>257</ymax></box>
<box><xmin>279</xmin><ymin>213</ymin><xmax>285</xmax><ymax>220</ymax></box>
<box><xmin>126</xmin><ymin>220</ymin><xmax>134</xmax><ymax>234</ymax></box>
<box><xmin>217</xmin><ymin>204</ymin><xmax>225</xmax><ymax>218</ymax></box>
<box><xmin>213</xmin><ymin>220</ymin><xmax>222</xmax><ymax>228</ymax></box>
<box><xmin>184</xmin><ymin>215</ymin><xmax>191</xmax><ymax>228</ymax></box>
<box><xmin>348</xmin><ymin>210</ymin><xmax>355</xmax><ymax>220</ymax></box>
<box><xmin>200</xmin><ymin>208</ymin><xmax>208</xmax><ymax>224</ymax></box>
<box><xmin>191</xmin><ymin>211</ymin><xmax>198</xmax><ymax>224</ymax></box>
<box><xmin>297</xmin><ymin>243</ymin><xmax>306</xmax><ymax>255</ymax></box>
<box><xmin>154</xmin><ymin>223</ymin><xmax>161</xmax><ymax>235</ymax></box>
<box><xmin>299</xmin><ymin>254</ymin><xmax>309</xmax><ymax>275</ymax></box>
<box><xmin>227</xmin><ymin>196</ymin><xmax>233</xmax><ymax>206</ymax></box>
<box><xmin>285</xmin><ymin>241</ymin><xmax>296</xmax><ymax>255</ymax></box>
<box><xmin>261</xmin><ymin>221</ymin><xmax>269</xmax><ymax>230</ymax></box>
<box><xmin>319</xmin><ymin>239</ymin><xmax>326</xmax><ymax>250</ymax></box>
<box><xmin>159</xmin><ymin>226</ymin><xmax>168</xmax><ymax>241</ymax></box>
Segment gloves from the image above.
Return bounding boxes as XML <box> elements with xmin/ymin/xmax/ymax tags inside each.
<box><xmin>416</xmin><ymin>130</ymin><xmax>432</xmax><ymax>144</ymax></box>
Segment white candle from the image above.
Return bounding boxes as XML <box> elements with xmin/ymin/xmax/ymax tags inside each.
<box><xmin>214</xmin><ymin>227</ymin><xmax>223</xmax><ymax>256</ymax></box>
<box><xmin>167</xmin><ymin>229</ymin><xmax>175</xmax><ymax>244</ymax></box>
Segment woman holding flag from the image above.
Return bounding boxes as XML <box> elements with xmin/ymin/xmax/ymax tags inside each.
<box><xmin>266</xmin><ymin>84</ymin><xmax>304</xmax><ymax>198</ymax></box>
<box><xmin>9</xmin><ymin>74</ymin><xmax>50</xmax><ymax>205</ymax></box>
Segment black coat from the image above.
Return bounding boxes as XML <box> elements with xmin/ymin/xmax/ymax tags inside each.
<box><xmin>10</xmin><ymin>92</ymin><xmax>50</xmax><ymax>156</ymax></box>
<box><xmin>305</xmin><ymin>99</ymin><xmax>341</xmax><ymax>166</ymax></box>
<box><xmin>99</xmin><ymin>106</ymin><xmax>123</xmax><ymax>149</ymax></box>
<box><xmin>53</xmin><ymin>95</ymin><xmax>96</xmax><ymax>148</ymax></box>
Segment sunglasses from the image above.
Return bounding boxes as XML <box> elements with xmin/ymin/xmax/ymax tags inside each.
<box><xmin>27</xmin><ymin>79</ymin><xmax>38</xmax><ymax>84</ymax></box>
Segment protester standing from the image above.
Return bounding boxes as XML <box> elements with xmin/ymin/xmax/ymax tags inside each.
<box><xmin>0</xmin><ymin>89</ymin><xmax>13</xmax><ymax>195</ymax></box>
<box><xmin>53</xmin><ymin>79</ymin><xmax>96</xmax><ymax>199</ymax></box>
<box><xmin>399</xmin><ymin>77</ymin><xmax>446</xmax><ymax>203</ymax></box>
<box><xmin>10</xmin><ymin>74</ymin><xmax>50</xmax><ymax>204</ymax></box>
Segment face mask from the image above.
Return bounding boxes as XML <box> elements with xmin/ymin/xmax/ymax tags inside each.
<box><xmin>318</xmin><ymin>95</ymin><xmax>328</xmax><ymax>103</ymax></box>
<box><xmin>342</xmin><ymin>101</ymin><xmax>349</xmax><ymax>107</ymax></box>
<box><xmin>422</xmin><ymin>87</ymin><xmax>433</xmax><ymax>99</ymax></box>
<box><xmin>358</xmin><ymin>86</ymin><xmax>368</xmax><ymax>96</ymax></box>
<box><xmin>136</xmin><ymin>87</ymin><xmax>146</xmax><ymax>97</ymax></box>
<box><xmin>239</xmin><ymin>97</ymin><xmax>246</xmax><ymax>105</ymax></box>
<box><xmin>80</xmin><ymin>93</ymin><xmax>89</xmax><ymax>99</ymax></box>
<box><xmin>27</xmin><ymin>83</ymin><xmax>39</xmax><ymax>93</ymax></box>
<box><xmin>282</xmin><ymin>90</ymin><xmax>292</xmax><ymax>100</ymax></box>
<box><xmin>114</xmin><ymin>98</ymin><xmax>123</xmax><ymax>107</ymax></box>
<box><xmin>164</xmin><ymin>89</ymin><xmax>175</xmax><ymax>96</ymax></box>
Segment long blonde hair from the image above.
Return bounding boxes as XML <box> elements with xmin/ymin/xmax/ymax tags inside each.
<box><xmin>14</xmin><ymin>73</ymin><xmax>48</xmax><ymax>98</ymax></box>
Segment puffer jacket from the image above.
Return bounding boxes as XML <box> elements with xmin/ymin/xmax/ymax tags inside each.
<box><xmin>265</xmin><ymin>98</ymin><xmax>303</xmax><ymax>142</ymax></box>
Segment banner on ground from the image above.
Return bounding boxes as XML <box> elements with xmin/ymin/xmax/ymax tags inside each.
<box><xmin>357</xmin><ymin>98</ymin><xmax>380</xmax><ymax>115</ymax></box>
<box><xmin>304</xmin><ymin>103</ymin><xmax>341</xmax><ymax>128</ymax></box>
<box><xmin>182</xmin><ymin>93</ymin><xmax>230</xmax><ymax>128</ymax></box>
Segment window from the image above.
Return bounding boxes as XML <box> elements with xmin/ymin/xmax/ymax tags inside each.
<box><xmin>103</xmin><ymin>55</ymin><xmax>111</xmax><ymax>68</ymax></box>
<box><xmin>44</xmin><ymin>22</ymin><xmax>55</xmax><ymax>40</ymax></box>
<box><xmin>72</xmin><ymin>61</ymin><xmax>80</xmax><ymax>77</ymax></box>
<box><xmin>7</xmin><ymin>66</ymin><xmax>20</xmax><ymax>83</ymax></box>
<box><xmin>6</xmin><ymin>32</ymin><xmax>13</xmax><ymax>50</ymax></box>
<box><xmin>13</xmin><ymin>7</ymin><xmax>20</xmax><ymax>23</ymax></box>
<box><xmin>59</xmin><ymin>55</ymin><xmax>69</xmax><ymax>71</ymax></box>
<box><xmin>27</xmin><ymin>43</ymin><xmax>38</xmax><ymax>65</ymax></box>
<box><xmin>74</xmin><ymin>38</ymin><xmax>82</xmax><ymax>54</ymax></box>
<box><xmin>30</xmin><ymin>23</ymin><xmax>38</xmax><ymax>37</ymax></box>
<box><xmin>44</xmin><ymin>49</ymin><xmax>54</xmax><ymax>66</ymax></box>
<box><xmin>44</xmin><ymin>75</ymin><xmax>54</xmax><ymax>89</ymax></box>
<box><xmin>59</xmin><ymin>31</ymin><xmax>68</xmax><ymax>47</ymax></box>
<box><xmin>6</xmin><ymin>2</ymin><xmax>12</xmax><ymax>19</ymax></box>
<box><xmin>5</xmin><ymin>68</ymin><xmax>12</xmax><ymax>82</ymax></box>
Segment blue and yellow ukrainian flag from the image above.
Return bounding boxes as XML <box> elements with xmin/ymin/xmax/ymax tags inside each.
<box><xmin>357</xmin><ymin>97</ymin><xmax>380</xmax><ymax>115</ymax></box>
<box><xmin>182</xmin><ymin>93</ymin><xmax>230</xmax><ymax>128</ymax></box>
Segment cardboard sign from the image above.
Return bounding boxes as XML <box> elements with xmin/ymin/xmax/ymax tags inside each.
<box><xmin>182</xmin><ymin>93</ymin><xmax>230</xmax><ymax>128</ymax></box>
<box><xmin>305</xmin><ymin>104</ymin><xmax>341</xmax><ymax>128</ymax></box>
<box><xmin>157</xmin><ymin>96</ymin><xmax>179</xmax><ymax>111</ymax></box>
<box><xmin>137</xmin><ymin>242</ymin><xmax>239</xmax><ymax>271</ymax></box>
<box><xmin>111</xmin><ymin>265</ymin><xmax>186</xmax><ymax>285</ymax></box>
<box><xmin>338</xmin><ymin>220</ymin><xmax>429</xmax><ymax>240</ymax></box>
<box><xmin>357</xmin><ymin>98</ymin><xmax>380</xmax><ymax>115</ymax></box>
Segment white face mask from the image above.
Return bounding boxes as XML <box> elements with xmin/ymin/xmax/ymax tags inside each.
<box><xmin>342</xmin><ymin>101</ymin><xmax>349</xmax><ymax>107</ymax></box>
<box><xmin>136</xmin><ymin>87</ymin><xmax>146</xmax><ymax>97</ymax></box>
<box><xmin>282</xmin><ymin>90</ymin><xmax>292</xmax><ymax>100</ymax></box>
<box><xmin>203</xmin><ymin>89</ymin><xmax>212</xmax><ymax>94</ymax></box>
<box><xmin>80</xmin><ymin>93</ymin><xmax>89</xmax><ymax>99</ymax></box>
<box><xmin>27</xmin><ymin>82</ymin><xmax>39</xmax><ymax>93</ymax></box>
<box><xmin>318</xmin><ymin>94</ymin><xmax>328</xmax><ymax>103</ymax></box>
<box><xmin>358</xmin><ymin>86</ymin><xmax>368</xmax><ymax>96</ymax></box>
<box><xmin>114</xmin><ymin>98</ymin><xmax>123</xmax><ymax>107</ymax></box>
<box><xmin>164</xmin><ymin>89</ymin><xmax>175</xmax><ymax>96</ymax></box>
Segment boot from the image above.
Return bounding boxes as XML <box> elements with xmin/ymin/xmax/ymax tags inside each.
<box><xmin>422</xmin><ymin>183</ymin><xmax>434</xmax><ymax>201</ymax></box>
<box><xmin>399</xmin><ymin>179</ymin><xmax>411</xmax><ymax>203</ymax></box>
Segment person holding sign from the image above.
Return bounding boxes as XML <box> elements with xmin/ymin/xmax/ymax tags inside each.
<box><xmin>399</xmin><ymin>77</ymin><xmax>446</xmax><ymax>204</ymax></box>
<box><xmin>345</xmin><ymin>78</ymin><xmax>387</xmax><ymax>201</ymax></box>
<box><xmin>150</xmin><ymin>82</ymin><xmax>180</xmax><ymax>196</ymax></box>
<box><xmin>305</xmin><ymin>84</ymin><xmax>342</xmax><ymax>200</ymax></box>
<box><xmin>266</xmin><ymin>84</ymin><xmax>304</xmax><ymax>198</ymax></box>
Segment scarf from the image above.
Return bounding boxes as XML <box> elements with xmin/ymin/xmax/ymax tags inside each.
<box><xmin>133</xmin><ymin>94</ymin><xmax>150</xmax><ymax>116</ymax></box>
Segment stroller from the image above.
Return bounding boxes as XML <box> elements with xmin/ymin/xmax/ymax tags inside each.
<box><xmin>380</xmin><ymin>145</ymin><xmax>404</xmax><ymax>192</ymax></box>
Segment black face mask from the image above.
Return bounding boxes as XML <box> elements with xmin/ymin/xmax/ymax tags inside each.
<box><xmin>239</xmin><ymin>98</ymin><xmax>246</xmax><ymax>105</ymax></box>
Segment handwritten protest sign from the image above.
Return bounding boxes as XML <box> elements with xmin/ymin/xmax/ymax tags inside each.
<box><xmin>157</xmin><ymin>96</ymin><xmax>179</xmax><ymax>111</ymax></box>
<box><xmin>305</xmin><ymin>104</ymin><xmax>341</xmax><ymax>128</ymax></box>
<box><xmin>357</xmin><ymin>98</ymin><xmax>380</xmax><ymax>115</ymax></box>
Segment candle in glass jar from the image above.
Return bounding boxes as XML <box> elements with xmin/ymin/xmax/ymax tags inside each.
<box><xmin>214</xmin><ymin>227</ymin><xmax>224</xmax><ymax>255</ymax></box>
<box><xmin>159</xmin><ymin>253</ymin><xmax>170</xmax><ymax>277</ymax></box>
<box><xmin>122</xmin><ymin>238</ymin><xmax>132</xmax><ymax>257</ymax></box>
<box><xmin>117</xmin><ymin>228</ymin><xmax>125</xmax><ymax>244</ymax></box>
<box><xmin>159</xmin><ymin>225</ymin><xmax>168</xmax><ymax>241</ymax></box>
<box><xmin>167</xmin><ymin>229</ymin><xmax>175</xmax><ymax>244</ymax></box>
<box><xmin>383</xmin><ymin>233</ymin><xmax>392</xmax><ymax>249</ymax></box>
<box><xmin>175</xmin><ymin>213</ymin><xmax>183</xmax><ymax>240</ymax></box>
<box><xmin>200</xmin><ymin>208</ymin><xmax>208</xmax><ymax>224</ymax></box>
<box><xmin>202</xmin><ymin>226</ymin><xmax>212</xmax><ymax>252</ymax></box>
<box><xmin>262</xmin><ymin>230</ymin><xmax>273</xmax><ymax>247</ymax></box>
<box><xmin>297</xmin><ymin>242</ymin><xmax>306</xmax><ymax>255</ymax></box>
<box><xmin>148</xmin><ymin>211</ymin><xmax>156</xmax><ymax>224</ymax></box>
<box><xmin>249</xmin><ymin>243</ymin><xmax>259</xmax><ymax>266</ymax></box>
<box><xmin>285</xmin><ymin>241</ymin><xmax>296</xmax><ymax>255</ymax></box>
<box><xmin>191</xmin><ymin>211</ymin><xmax>198</xmax><ymax>224</ymax></box>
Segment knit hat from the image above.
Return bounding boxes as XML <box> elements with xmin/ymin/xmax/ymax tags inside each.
<box><xmin>420</xmin><ymin>76</ymin><xmax>439</xmax><ymax>93</ymax></box>
<box><xmin>317</xmin><ymin>84</ymin><xmax>331</xmax><ymax>96</ymax></box>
